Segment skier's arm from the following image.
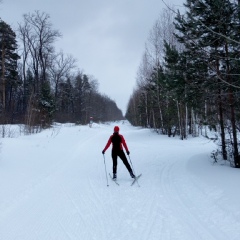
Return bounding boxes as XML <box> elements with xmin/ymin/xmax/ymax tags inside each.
<box><xmin>121</xmin><ymin>135</ymin><xmax>129</xmax><ymax>154</ymax></box>
<box><xmin>102</xmin><ymin>136</ymin><xmax>112</xmax><ymax>153</ymax></box>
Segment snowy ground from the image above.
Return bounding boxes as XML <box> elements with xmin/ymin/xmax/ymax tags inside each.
<box><xmin>0</xmin><ymin>121</ymin><xmax>240</xmax><ymax>240</ymax></box>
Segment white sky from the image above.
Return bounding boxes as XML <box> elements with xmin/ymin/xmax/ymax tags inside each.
<box><xmin>0</xmin><ymin>0</ymin><xmax>184</xmax><ymax>114</ymax></box>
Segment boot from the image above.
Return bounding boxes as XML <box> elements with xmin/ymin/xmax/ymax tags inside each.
<box><xmin>113</xmin><ymin>173</ymin><xmax>117</xmax><ymax>180</ymax></box>
<box><xmin>130</xmin><ymin>171</ymin><xmax>135</xmax><ymax>178</ymax></box>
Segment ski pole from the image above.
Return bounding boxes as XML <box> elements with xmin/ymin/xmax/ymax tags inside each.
<box><xmin>102</xmin><ymin>154</ymin><xmax>109</xmax><ymax>187</ymax></box>
<box><xmin>128</xmin><ymin>155</ymin><xmax>140</xmax><ymax>187</ymax></box>
<box><xmin>128</xmin><ymin>155</ymin><xmax>136</xmax><ymax>175</ymax></box>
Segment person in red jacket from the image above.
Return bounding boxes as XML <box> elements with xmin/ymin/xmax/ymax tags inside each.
<box><xmin>102</xmin><ymin>126</ymin><xmax>135</xmax><ymax>180</ymax></box>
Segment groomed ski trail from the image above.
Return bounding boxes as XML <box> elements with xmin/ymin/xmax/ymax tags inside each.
<box><xmin>0</xmin><ymin>122</ymin><xmax>240</xmax><ymax>240</ymax></box>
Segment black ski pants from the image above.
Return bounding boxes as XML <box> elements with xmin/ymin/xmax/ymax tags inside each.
<box><xmin>112</xmin><ymin>150</ymin><xmax>132</xmax><ymax>174</ymax></box>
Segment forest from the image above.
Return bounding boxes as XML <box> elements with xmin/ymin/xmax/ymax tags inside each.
<box><xmin>125</xmin><ymin>0</ymin><xmax>240</xmax><ymax>167</ymax></box>
<box><xmin>1</xmin><ymin>0</ymin><xmax>240</xmax><ymax>167</ymax></box>
<box><xmin>0</xmin><ymin>10</ymin><xmax>123</xmax><ymax>132</ymax></box>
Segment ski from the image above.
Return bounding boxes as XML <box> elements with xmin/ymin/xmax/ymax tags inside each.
<box><xmin>109</xmin><ymin>173</ymin><xmax>119</xmax><ymax>186</ymax></box>
<box><xmin>131</xmin><ymin>174</ymin><xmax>142</xmax><ymax>186</ymax></box>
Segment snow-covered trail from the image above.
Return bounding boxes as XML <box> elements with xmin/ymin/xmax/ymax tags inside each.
<box><xmin>0</xmin><ymin>122</ymin><xmax>240</xmax><ymax>240</ymax></box>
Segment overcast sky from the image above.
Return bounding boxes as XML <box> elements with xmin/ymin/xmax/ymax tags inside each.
<box><xmin>0</xmin><ymin>0</ymin><xmax>184</xmax><ymax>114</ymax></box>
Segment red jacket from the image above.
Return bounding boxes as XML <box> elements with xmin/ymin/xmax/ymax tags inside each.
<box><xmin>103</xmin><ymin>133</ymin><xmax>129</xmax><ymax>152</ymax></box>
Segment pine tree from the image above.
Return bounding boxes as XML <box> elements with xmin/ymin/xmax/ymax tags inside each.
<box><xmin>0</xmin><ymin>20</ymin><xmax>20</xmax><ymax>120</ymax></box>
<box><xmin>174</xmin><ymin>0</ymin><xmax>240</xmax><ymax>166</ymax></box>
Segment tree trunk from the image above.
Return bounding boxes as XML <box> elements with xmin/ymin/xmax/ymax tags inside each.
<box><xmin>225</xmin><ymin>42</ymin><xmax>239</xmax><ymax>167</ymax></box>
<box><xmin>218</xmin><ymin>86</ymin><xmax>227</xmax><ymax>160</ymax></box>
<box><xmin>1</xmin><ymin>44</ymin><xmax>5</xmax><ymax>111</ymax></box>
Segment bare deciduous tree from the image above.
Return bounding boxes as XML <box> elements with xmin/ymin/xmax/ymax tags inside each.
<box><xmin>49</xmin><ymin>51</ymin><xmax>77</xmax><ymax>100</ymax></box>
<box><xmin>18</xmin><ymin>10</ymin><xmax>62</xmax><ymax>94</ymax></box>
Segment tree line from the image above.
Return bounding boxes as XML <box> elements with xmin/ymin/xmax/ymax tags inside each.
<box><xmin>125</xmin><ymin>0</ymin><xmax>240</xmax><ymax>167</ymax></box>
<box><xmin>0</xmin><ymin>10</ymin><xmax>123</xmax><ymax>132</ymax></box>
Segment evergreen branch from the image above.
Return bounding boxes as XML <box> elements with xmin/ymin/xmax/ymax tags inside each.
<box><xmin>161</xmin><ymin>0</ymin><xmax>240</xmax><ymax>45</ymax></box>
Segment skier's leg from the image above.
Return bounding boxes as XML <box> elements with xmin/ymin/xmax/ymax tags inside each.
<box><xmin>118</xmin><ymin>150</ymin><xmax>134</xmax><ymax>176</ymax></box>
<box><xmin>112</xmin><ymin>151</ymin><xmax>118</xmax><ymax>177</ymax></box>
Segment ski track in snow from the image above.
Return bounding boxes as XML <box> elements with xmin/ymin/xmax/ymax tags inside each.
<box><xmin>0</xmin><ymin>122</ymin><xmax>240</xmax><ymax>240</ymax></box>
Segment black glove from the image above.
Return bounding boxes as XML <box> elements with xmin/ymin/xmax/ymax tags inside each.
<box><xmin>127</xmin><ymin>151</ymin><xmax>130</xmax><ymax>155</ymax></box>
<box><xmin>102</xmin><ymin>150</ymin><xmax>105</xmax><ymax>154</ymax></box>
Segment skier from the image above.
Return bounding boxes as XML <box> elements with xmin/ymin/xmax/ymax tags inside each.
<box><xmin>89</xmin><ymin>117</ymin><xmax>93</xmax><ymax>128</ymax></box>
<box><xmin>102</xmin><ymin>126</ymin><xmax>135</xmax><ymax>180</ymax></box>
